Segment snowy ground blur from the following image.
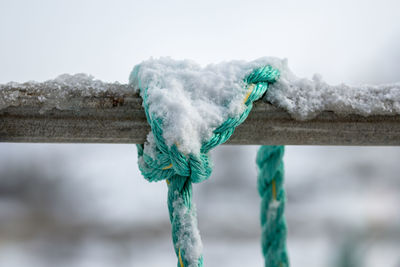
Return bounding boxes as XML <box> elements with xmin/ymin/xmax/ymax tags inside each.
<box><xmin>0</xmin><ymin>144</ymin><xmax>399</xmax><ymax>267</ymax></box>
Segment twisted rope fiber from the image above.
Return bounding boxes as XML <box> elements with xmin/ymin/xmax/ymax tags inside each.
<box><xmin>257</xmin><ymin>146</ymin><xmax>289</xmax><ymax>266</ymax></box>
<box><xmin>132</xmin><ymin>65</ymin><xmax>281</xmax><ymax>266</ymax></box>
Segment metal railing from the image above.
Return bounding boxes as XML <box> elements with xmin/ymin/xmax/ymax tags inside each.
<box><xmin>1</xmin><ymin>83</ymin><xmax>400</xmax><ymax>145</ymax></box>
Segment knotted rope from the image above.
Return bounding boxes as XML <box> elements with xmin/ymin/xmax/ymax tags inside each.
<box><xmin>132</xmin><ymin>63</ymin><xmax>285</xmax><ymax>266</ymax></box>
<box><xmin>257</xmin><ymin>145</ymin><xmax>289</xmax><ymax>267</ymax></box>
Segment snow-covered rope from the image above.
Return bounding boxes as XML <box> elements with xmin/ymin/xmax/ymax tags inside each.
<box><xmin>130</xmin><ymin>59</ymin><xmax>281</xmax><ymax>267</ymax></box>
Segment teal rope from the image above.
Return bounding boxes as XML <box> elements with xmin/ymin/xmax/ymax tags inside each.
<box><xmin>131</xmin><ymin>64</ymin><xmax>280</xmax><ymax>267</ymax></box>
<box><xmin>257</xmin><ymin>145</ymin><xmax>289</xmax><ymax>267</ymax></box>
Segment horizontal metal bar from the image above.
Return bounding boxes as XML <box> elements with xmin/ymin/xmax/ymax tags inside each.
<box><xmin>1</xmin><ymin>84</ymin><xmax>400</xmax><ymax>145</ymax></box>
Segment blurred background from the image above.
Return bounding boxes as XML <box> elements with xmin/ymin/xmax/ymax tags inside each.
<box><xmin>0</xmin><ymin>0</ymin><xmax>399</xmax><ymax>266</ymax></box>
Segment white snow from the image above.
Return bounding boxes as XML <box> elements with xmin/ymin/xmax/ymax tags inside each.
<box><xmin>172</xmin><ymin>191</ymin><xmax>203</xmax><ymax>267</ymax></box>
<box><xmin>143</xmin><ymin>132</ymin><xmax>158</xmax><ymax>160</ymax></box>
<box><xmin>0</xmin><ymin>73</ymin><xmax>130</xmax><ymax>113</ymax></box>
<box><xmin>265</xmin><ymin>200</ymin><xmax>281</xmax><ymax>228</ymax></box>
<box><xmin>266</xmin><ymin>60</ymin><xmax>400</xmax><ymax>120</ymax></box>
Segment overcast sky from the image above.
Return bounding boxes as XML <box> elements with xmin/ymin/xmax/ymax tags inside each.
<box><xmin>0</xmin><ymin>0</ymin><xmax>399</xmax><ymax>84</ymax></box>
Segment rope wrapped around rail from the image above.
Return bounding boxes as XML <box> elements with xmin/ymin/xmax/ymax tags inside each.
<box><xmin>131</xmin><ymin>61</ymin><xmax>287</xmax><ymax>266</ymax></box>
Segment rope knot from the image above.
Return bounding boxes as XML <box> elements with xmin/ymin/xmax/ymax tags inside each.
<box><xmin>168</xmin><ymin>144</ymin><xmax>212</xmax><ymax>184</ymax></box>
<box><xmin>137</xmin><ymin>123</ymin><xmax>212</xmax><ymax>184</ymax></box>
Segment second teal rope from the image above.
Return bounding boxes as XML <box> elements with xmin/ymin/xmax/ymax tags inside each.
<box><xmin>257</xmin><ymin>145</ymin><xmax>289</xmax><ymax>267</ymax></box>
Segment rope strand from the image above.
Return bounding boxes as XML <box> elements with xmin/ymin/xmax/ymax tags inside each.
<box><xmin>257</xmin><ymin>145</ymin><xmax>289</xmax><ymax>267</ymax></box>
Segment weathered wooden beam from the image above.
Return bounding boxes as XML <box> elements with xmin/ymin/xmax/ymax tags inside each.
<box><xmin>1</xmin><ymin>84</ymin><xmax>400</xmax><ymax>145</ymax></box>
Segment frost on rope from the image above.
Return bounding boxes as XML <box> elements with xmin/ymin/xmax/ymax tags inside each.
<box><xmin>172</xmin><ymin>191</ymin><xmax>203</xmax><ymax>267</ymax></box>
<box><xmin>267</xmin><ymin>200</ymin><xmax>280</xmax><ymax>222</ymax></box>
<box><xmin>0</xmin><ymin>73</ymin><xmax>129</xmax><ymax>113</ymax></box>
<box><xmin>266</xmin><ymin>59</ymin><xmax>400</xmax><ymax>120</ymax></box>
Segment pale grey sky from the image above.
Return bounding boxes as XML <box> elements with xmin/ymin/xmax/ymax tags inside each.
<box><xmin>0</xmin><ymin>0</ymin><xmax>399</xmax><ymax>84</ymax></box>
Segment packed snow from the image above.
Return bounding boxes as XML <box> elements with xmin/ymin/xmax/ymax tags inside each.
<box><xmin>130</xmin><ymin>57</ymin><xmax>285</xmax><ymax>155</ymax></box>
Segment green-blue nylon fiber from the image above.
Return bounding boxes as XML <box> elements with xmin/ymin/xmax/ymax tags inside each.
<box><xmin>257</xmin><ymin>145</ymin><xmax>289</xmax><ymax>267</ymax></box>
<box><xmin>131</xmin><ymin>64</ymin><xmax>285</xmax><ymax>267</ymax></box>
